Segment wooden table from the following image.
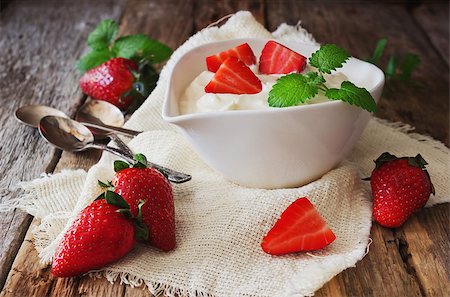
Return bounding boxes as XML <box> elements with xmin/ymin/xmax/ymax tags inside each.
<box><xmin>1</xmin><ymin>0</ymin><xmax>448</xmax><ymax>296</ymax></box>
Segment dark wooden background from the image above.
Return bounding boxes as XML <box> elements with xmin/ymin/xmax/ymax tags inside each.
<box><xmin>0</xmin><ymin>0</ymin><xmax>448</xmax><ymax>296</ymax></box>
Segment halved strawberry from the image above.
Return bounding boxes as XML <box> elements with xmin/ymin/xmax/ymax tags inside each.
<box><xmin>261</xmin><ymin>197</ymin><xmax>336</xmax><ymax>255</ymax></box>
<box><xmin>206</xmin><ymin>43</ymin><xmax>256</xmax><ymax>72</ymax></box>
<box><xmin>259</xmin><ymin>40</ymin><xmax>307</xmax><ymax>74</ymax></box>
<box><xmin>205</xmin><ymin>57</ymin><xmax>262</xmax><ymax>94</ymax></box>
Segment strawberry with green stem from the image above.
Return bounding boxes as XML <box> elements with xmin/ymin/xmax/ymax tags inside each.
<box><xmin>368</xmin><ymin>152</ymin><xmax>434</xmax><ymax>228</ymax></box>
<box><xmin>77</xmin><ymin>19</ymin><xmax>172</xmax><ymax>111</ymax></box>
<box><xmin>52</xmin><ymin>191</ymin><xmax>148</xmax><ymax>277</ymax></box>
<box><xmin>100</xmin><ymin>153</ymin><xmax>176</xmax><ymax>251</ymax></box>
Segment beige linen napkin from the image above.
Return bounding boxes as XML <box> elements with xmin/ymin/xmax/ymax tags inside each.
<box><xmin>11</xmin><ymin>11</ymin><xmax>450</xmax><ymax>297</ymax></box>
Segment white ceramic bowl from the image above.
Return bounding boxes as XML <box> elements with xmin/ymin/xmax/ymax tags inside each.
<box><xmin>162</xmin><ymin>38</ymin><xmax>384</xmax><ymax>189</ymax></box>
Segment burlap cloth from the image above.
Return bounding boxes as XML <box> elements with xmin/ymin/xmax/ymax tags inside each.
<box><xmin>10</xmin><ymin>11</ymin><xmax>449</xmax><ymax>297</ymax></box>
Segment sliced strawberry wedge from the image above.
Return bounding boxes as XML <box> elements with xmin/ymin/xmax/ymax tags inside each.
<box><xmin>259</xmin><ymin>40</ymin><xmax>307</xmax><ymax>75</ymax></box>
<box><xmin>205</xmin><ymin>57</ymin><xmax>262</xmax><ymax>94</ymax></box>
<box><xmin>261</xmin><ymin>197</ymin><xmax>336</xmax><ymax>255</ymax></box>
<box><xmin>206</xmin><ymin>43</ymin><xmax>257</xmax><ymax>72</ymax></box>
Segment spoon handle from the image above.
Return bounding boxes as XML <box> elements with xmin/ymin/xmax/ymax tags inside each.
<box><xmin>110</xmin><ymin>134</ymin><xmax>134</xmax><ymax>158</ymax></box>
<box><xmin>81</xmin><ymin>122</ymin><xmax>141</xmax><ymax>137</ymax></box>
<box><xmin>89</xmin><ymin>144</ymin><xmax>192</xmax><ymax>184</ymax></box>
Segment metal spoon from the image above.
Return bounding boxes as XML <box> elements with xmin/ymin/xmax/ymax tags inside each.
<box><xmin>15</xmin><ymin>104</ymin><xmax>141</xmax><ymax>137</ymax></box>
<box><xmin>38</xmin><ymin>115</ymin><xmax>191</xmax><ymax>184</ymax></box>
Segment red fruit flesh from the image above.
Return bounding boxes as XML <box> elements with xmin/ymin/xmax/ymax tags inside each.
<box><xmin>261</xmin><ymin>197</ymin><xmax>336</xmax><ymax>255</ymax></box>
<box><xmin>113</xmin><ymin>167</ymin><xmax>176</xmax><ymax>251</ymax></box>
<box><xmin>259</xmin><ymin>40</ymin><xmax>307</xmax><ymax>74</ymax></box>
<box><xmin>206</xmin><ymin>43</ymin><xmax>257</xmax><ymax>72</ymax></box>
<box><xmin>205</xmin><ymin>57</ymin><xmax>262</xmax><ymax>94</ymax></box>
<box><xmin>52</xmin><ymin>199</ymin><xmax>135</xmax><ymax>277</ymax></box>
<box><xmin>371</xmin><ymin>159</ymin><xmax>432</xmax><ymax>228</ymax></box>
<box><xmin>79</xmin><ymin>57</ymin><xmax>138</xmax><ymax>110</ymax></box>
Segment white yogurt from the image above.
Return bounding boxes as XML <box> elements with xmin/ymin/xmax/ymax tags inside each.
<box><xmin>178</xmin><ymin>65</ymin><xmax>347</xmax><ymax>115</ymax></box>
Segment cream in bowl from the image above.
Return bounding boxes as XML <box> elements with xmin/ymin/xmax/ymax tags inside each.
<box><xmin>162</xmin><ymin>38</ymin><xmax>385</xmax><ymax>189</ymax></box>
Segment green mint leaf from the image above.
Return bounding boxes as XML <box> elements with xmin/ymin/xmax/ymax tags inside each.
<box><xmin>76</xmin><ymin>49</ymin><xmax>111</xmax><ymax>73</ymax></box>
<box><xmin>367</xmin><ymin>38</ymin><xmax>387</xmax><ymax>65</ymax></box>
<box><xmin>87</xmin><ymin>19</ymin><xmax>118</xmax><ymax>50</ymax></box>
<box><xmin>325</xmin><ymin>81</ymin><xmax>377</xmax><ymax>112</ymax></box>
<box><xmin>133</xmin><ymin>153</ymin><xmax>148</xmax><ymax>168</ymax></box>
<box><xmin>269</xmin><ymin>73</ymin><xmax>321</xmax><ymax>107</ymax></box>
<box><xmin>105</xmin><ymin>191</ymin><xmax>130</xmax><ymax>209</ymax></box>
<box><xmin>399</xmin><ymin>53</ymin><xmax>420</xmax><ymax>81</ymax></box>
<box><xmin>114</xmin><ymin>160</ymin><xmax>130</xmax><ymax>172</ymax></box>
<box><xmin>112</xmin><ymin>34</ymin><xmax>172</xmax><ymax>63</ymax></box>
<box><xmin>309</xmin><ymin>44</ymin><xmax>350</xmax><ymax>74</ymax></box>
<box><xmin>385</xmin><ymin>55</ymin><xmax>397</xmax><ymax>79</ymax></box>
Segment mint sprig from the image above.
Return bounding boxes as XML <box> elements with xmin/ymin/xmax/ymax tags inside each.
<box><xmin>268</xmin><ymin>44</ymin><xmax>377</xmax><ymax>112</ymax></box>
<box><xmin>309</xmin><ymin>44</ymin><xmax>350</xmax><ymax>74</ymax></box>
<box><xmin>76</xmin><ymin>19</ymin><xmax>172</xmax><ymax>73</ymax></box>
<box><xmin>268</xmin><ymin>72</ymin><xmax>323</xmax><ymax>107</ymax></box>
<box><xmin>326</xmin><ymin>81</ymin><xmax>377</xmax><ymax>112</ymax></box>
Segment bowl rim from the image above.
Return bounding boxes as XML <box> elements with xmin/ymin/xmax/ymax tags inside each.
<box><xmin>162</xmin><ymin>38</ymin><xmax>385</xmax><ymax>123</ymax></box>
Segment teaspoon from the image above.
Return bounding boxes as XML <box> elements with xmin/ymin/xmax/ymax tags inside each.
<box><xmin>15</xmin><ymin>104</ymin><xmax>141</xmax><ymax>137</ymax></box>
<box><xmin>38</xmin><ymin>115</ymin><xmax>191</xmax><ymax>184</ymax></box>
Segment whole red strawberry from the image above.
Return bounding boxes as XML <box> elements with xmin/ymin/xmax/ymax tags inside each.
<box><xmin>79</xmin><ymin>57</ymin><xmax>138</xmax><ymax>110</ymax></box>
<box><xmin>111</xmin><ymin>154</ymin><xmax>176</xmax><ymax>251</ymax></box>
<box><xmin>52</xmin><ymin>199</ymin><xmax>135</xmax><ymax>277</ymax></box>
<box><xmin>369</xmin><ymin>152</ymin><xmax>434</xmax><ymax>228</ymax></box>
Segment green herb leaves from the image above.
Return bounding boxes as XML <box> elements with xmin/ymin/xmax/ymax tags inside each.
<box><xmin>268</xmin><ymin>44</ymin><xmax>377</xmax><ymax>112</ymax></box>
<box><xmin>268</xmin><ymin>72</ymin><xmax>323</xmax><ymax>107</ymax></box>
<box><xmin>326</xmin><ymin>81</ymin><xmax>377</xmax><ymax>112</ymax></box>
<box><xmin>309</xmin><ymin>44</ymin><xmax>350</xmax><ymax>74</ymax></box>
<box><xmin>87</xmin><ymin>19</ymin><xmax>118</xmax><ymax>50</ymax></box>
<box><xmin>77</xmin><ymin>19</ymin><xmax>172</xmax><ymax>73</ymax></box>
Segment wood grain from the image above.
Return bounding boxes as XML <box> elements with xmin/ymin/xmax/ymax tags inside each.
<box><xmin>412</xmin><ymin>3</ymin><xmax>449</xmax><ymax>65</ymax></box>
<box><xmin>0</xmin><ymin>0</ymin><xmax>127</xmax><ymax>290</ymax></box>
<box><xmin>193</xmin><ymin>0</ymin><xmax>265</xmax><ymax>31</ymax></box>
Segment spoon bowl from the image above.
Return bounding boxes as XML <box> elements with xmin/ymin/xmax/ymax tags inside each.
<box><xmin>39</xmin><ymin>115</ymin><xmax>95</xmax><ymax>151</ymax></box>
<box><xmin>15</xmin><ymin>105</ymin><xmax>68</xmax><ymax>128</ymax></box>
<box><xmin>76</xmin><ymin>100</ymin><xmax>125</xmax><ymax>136</ymax></box>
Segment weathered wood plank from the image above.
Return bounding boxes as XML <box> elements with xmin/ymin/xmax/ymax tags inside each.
<box><xmin>267</xmin><ymin>1</ymin><xmax>449</xmax><ymax>296</ymax></box>
<box><xmin>400</xmin><ymin>205</ymin><xmax>450</xmax><ymax>296</ymax></box>
<box><xmin>0</xmin><ymin>0</ymin><xmax>127</xmax><ymax>291</ymax></box>
<box><xmin>0</xmin><ymin>220</ymin><xmax>53</xmax><ymax>297</ymax></box>
<box><xmin>412</xmin><ymin>3</ymin><xmax>449</xmax><ymax>65</ymax></box>
<box><xmin>193</xmin><ymin>0</ymin><xmax>265</xmax><ymax>31</ymax></box>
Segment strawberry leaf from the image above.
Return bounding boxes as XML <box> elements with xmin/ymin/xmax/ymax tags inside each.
<box><xmin>117</xmin><ymin>208</ymin><xmax>133</xmax><ymax>219</ymax></box>
<box><xmin>133</xmin><ymin>153</ymin><xmax>147</xmax><ymax>168</ymax></box>
<box><xmin>134</xmin><ymin>220</ymin><xmax>149</xmax><ymax>241</ymax></box>
<box><xmin>374</xmin><ymin>152</ymin><xmax>398</xmax><ymax>168</ymax></box>
<box><xmin>112</xmin><ymin>34</ymin><xmax>172</xmax><ymax>64</ymax></box>
<box><xmin>114</xmin><ymin>160</ymin><xmax>130</xmax><ymax>172</ymax></box>
<box><xmin>98</xmin><ymin>180</ymin><xmax>113</xmax><ymax>188</ymax></box>
<box><xmin>136</xmin><ymin>200</ymin><xmax>145</xmax><ymax>223</ymax></box>
<box><xmin>325</xmin><ymin>81</ymin><xmax>377</xmax><ymax>112</ymax></box>
<box><xmin>268</xmin><ymin>73</ymin><xmax>321</xmax><ymax>107</ymax></box>
<box><xmin>105</xmin><ymin>191</ymin><xmax>130</xmax><ymax>209</ymax></box>
<box><xmin>76</xmin><ymin>49</ymin><xmax>112</xmax><ymax>73</ymax></box>
<box><xmin>309</xmin><ymin>44</ymin><xmax>350</xmax><ymax>74</ymax></box>
<box><xmin>87</xmin><ymin>19</ymin><xmax>118</xmax><ymax>50</ymax></box>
